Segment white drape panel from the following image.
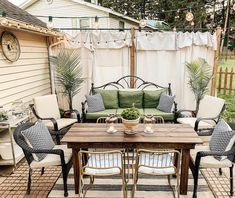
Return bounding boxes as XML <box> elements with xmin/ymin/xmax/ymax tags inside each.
<box><xmin>53</xmin><ymin>31</ymin><xmax>216</xmax><ymax>110</ymax></box>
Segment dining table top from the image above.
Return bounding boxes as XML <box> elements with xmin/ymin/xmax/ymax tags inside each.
<box><xmin>61</xmin><ymin>123</ymin><xmax>203</xmax><ymax>146</ymax></box>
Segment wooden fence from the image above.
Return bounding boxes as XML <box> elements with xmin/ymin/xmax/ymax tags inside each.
<box><xmin>217</xmin><ymin>67</ymin><xmax>235</xmax><ymax>95</ymax></box>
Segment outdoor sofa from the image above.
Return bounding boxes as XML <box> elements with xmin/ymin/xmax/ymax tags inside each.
<box><xmin>81</xmin><ymin>76</ymin><xmax>177</xmax><ymax>123</ymax></box>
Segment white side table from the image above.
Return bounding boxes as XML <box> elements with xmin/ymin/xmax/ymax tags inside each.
<box><xmin>0</xmin><ymin>115</ymin><xmax>29</xmax><ymax>171</ymax></box>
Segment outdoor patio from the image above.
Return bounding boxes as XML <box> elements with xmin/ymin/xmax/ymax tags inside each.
<box><xmin>0</xmin><ymin>0</ymin><xmax>235</xmax><ymax>198</ymax></box>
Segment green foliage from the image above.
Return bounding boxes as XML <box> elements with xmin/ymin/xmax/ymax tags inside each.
<box><xmin>0</xmin><ymin>112</ymin><xmax>8</xmax><ymax>121</ymax></box>
<box><xmin>186</xmin><ymin>58</ymin><xmax>212</xmax><ymax>113</ymax></box>
<box><xmin>218</xmin><ymin>94</ymin><xmax>235</xmax><ymax>122</ymax></box>
<box><xmin>121</xmin><ymin>107</ymin><xmax>140</xmax><ymax>120</ymax></box>
<box><xmin>50</xmin><ymin>49</ymin><xmax>84</xmax><ymax>110</ymax></box>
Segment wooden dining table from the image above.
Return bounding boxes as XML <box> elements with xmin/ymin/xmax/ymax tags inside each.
<box><xmin>61</xmin><ymin>123</ymin><xmax>203</xmax><ymax>195</ymax></box>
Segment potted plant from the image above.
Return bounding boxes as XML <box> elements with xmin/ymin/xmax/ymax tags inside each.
<box><xmin>50</xmin><ymin>49</ymin><xmax>84</xmax><ymax>113</ymax></box>
<box><xmin>0</xmin><ymin>107</ymin><xmax>8</xmax><ymax>122</ymax></box>
<box><xmin>186</xmin><ymin>58</ymin><xmax>212</xmax><ymax>114</ymax></box>
<box><xmin>121</xmin><ymin>106</ymin><xmax>140</xmax><ymax>134</ymax></box>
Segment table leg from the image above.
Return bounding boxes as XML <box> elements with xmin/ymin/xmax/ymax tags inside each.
<box><xmin>180</xmin><ymin>149</ymin><xmax>190</xmax><ymax>195</ymax></box>
<box><xmin>8</xmin><ymin>125</ymin><xmax>16</xmax><ymax>172</ymax></box>
<box><xmin>72</xmin><ymin>149</ymin><xmax>80</xmax><ymax>194</ymax></box>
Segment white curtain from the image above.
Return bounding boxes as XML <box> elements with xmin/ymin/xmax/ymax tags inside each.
<box><xmin>54</xmin><ymin>30</ymin><xmax>216</xmax><ymax>110</ymax></box>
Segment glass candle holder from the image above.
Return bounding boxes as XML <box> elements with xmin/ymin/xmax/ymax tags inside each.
<box><xmin>144</xmin><ymin>115</ymin><xmax>155</xmax><ymax>133</ymax></box>
<box><xmin>106</xmin><ymin>115</ymin><xmax>118</xmax><ymax>133</ymax></box>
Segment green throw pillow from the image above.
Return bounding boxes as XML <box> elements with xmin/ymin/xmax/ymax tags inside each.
<box><xmin>119</xmin><ymin>90</ymin><xmax>143</xmax><ymax>108</ymax></box>
<box><xmin>143</xmin><ymin>89</ymin><xmax>167</xmax><ymax>108</ymax></box>
<box><xmin>94</xmin><ymin>89</ymin><xmax>118</xmax><ymax>109</ymax></box>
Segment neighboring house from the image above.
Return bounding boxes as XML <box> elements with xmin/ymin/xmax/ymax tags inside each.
<box><xmin>0</xmin><ymin>0</ymin><xmax>57</xmax><ymax>110</ymax></box>
<box><xmin>21</xmin><ymin>0</ymin><xmax>155</xmax><ymax>32</ymax></box>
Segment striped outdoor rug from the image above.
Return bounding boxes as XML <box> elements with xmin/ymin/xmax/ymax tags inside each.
<box><xmin>49</xmin><ymin>168</ymin><xmax>214</xmax><ymax>198</ymax></box>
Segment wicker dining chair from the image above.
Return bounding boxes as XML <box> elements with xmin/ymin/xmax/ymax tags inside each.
<box><xmin>132</xmin><ymin>149</ymin><xmax>181</xmax><ymax>198</ymax></box>
<box><xmin>79</xmin><ymin>150</ymin><xmax>127</xmax><ymax>198</ymax></box>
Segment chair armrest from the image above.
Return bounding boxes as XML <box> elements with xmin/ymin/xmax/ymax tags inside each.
<box><xmin>196</xmin><ymin>128</ymin><xmax>214</xmax><ymax>136</ymax></box>
<box><xmin>63</xmin><ymin>109</ymin><xmax>81</xmax><ymax>123</ymax></box>
<box><xmin>177</xmin><ymin>109</ymin><xmax>196</xmax><ymax>117</ymax></box>
<box><xmin>81</xmin><ymin>100</ymin><xmax>87</xmax><ymax>122</ymax></box>
<box><xmin>194</xmin><ymin>117</ymin><xmax>217</xmax><ymax>131</ymax></box>
<box><xmin>197</xmin><ymin>146</ymin><xmax>235</xmax><ymax>158</ymax></box>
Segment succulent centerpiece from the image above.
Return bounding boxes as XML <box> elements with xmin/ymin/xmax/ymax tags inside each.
<box><xmin>121</xmin><ymin>105</ymin><xmax>140</xmax><ymax>134</ymax></box>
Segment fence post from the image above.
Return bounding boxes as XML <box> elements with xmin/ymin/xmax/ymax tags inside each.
<box><xmin>218</xmin><ymin>67</ymin><xmax>222</xmax><ymax>94</ymax></box>
<box><xmin>211</xmin><ymin>26</ymin><xmax>222</xmax><ymax>96</ymax></box>
<box><xmin>130</xmin><ymin>27</ymin><xmax>135</xmax><ymax>88</ymax></box>
<box><xmin>223</xmin><ymin>67</ymin><xmax>228</xmax><ymax>94</ymax></box>
<box><xmin>229</xmin><ymin>68</ymin><xmax>234</xmax><ymax>95</ymax></box>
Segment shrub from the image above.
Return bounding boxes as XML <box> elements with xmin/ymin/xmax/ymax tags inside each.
<box><xmin>218</xmin><ymin>94</ymin><xmax>235</xmax><ymax>122</ymax></box>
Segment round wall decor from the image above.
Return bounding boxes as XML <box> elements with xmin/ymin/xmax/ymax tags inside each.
<box><xmin>1</xmin><ymin>31</ymin><xmax>21</xmax><ymax>62</ymax></box>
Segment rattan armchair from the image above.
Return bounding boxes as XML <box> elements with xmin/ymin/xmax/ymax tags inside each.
<box><xmin>79</xmin><ymin>150</ymin><xmax>127</xmax><ymax>198</ymax></box>
<box><xmin>13</xmin><ymin>122</ymin><xmax>72</xmax><ymax>197</ymax></box>
<box><xmin>190</xmin><ymin>145</ymin><xmax>235</xmax><ymax>198</ymax></box>
<box><xmin>30</xmin><ymin>94</ymin><xmax>80</xmax><ymax>144</ymax></box>
<box><xmin>132</xmin><ymin>149</ymin><xmax>181</xmax><ymax>198</ymax></box>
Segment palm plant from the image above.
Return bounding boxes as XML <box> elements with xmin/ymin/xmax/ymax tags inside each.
<box><xmin>186</xmin><ymin>58</ymin><xmax>212</xmax><ymax>114</ymax></box>
<box><xmin>50</xmin><ymin>49</ymin><xmax>84</xmax><ymax>111</ymax></box>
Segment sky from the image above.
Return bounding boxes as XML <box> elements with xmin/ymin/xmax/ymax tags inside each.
<box><xmin>9</xmin><ymin>0</ymin><xmax>26</xmax><ymax>6</ymax></box>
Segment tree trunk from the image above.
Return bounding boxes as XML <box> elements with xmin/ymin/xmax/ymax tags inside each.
<box><xmin>69</xmin><ymin>93</ymin><xmax>73</xmax><ymax>111</ymax></box>
<box><xmin>195</xmin><ymin>99</ymin><xmax>200</xmax><ymax>116</ymax></box>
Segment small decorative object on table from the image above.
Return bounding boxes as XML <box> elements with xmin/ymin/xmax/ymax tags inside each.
<box><xmin>11</xmin><ymin>100</ymin><xmax>25</xmax><ymax>118</ymax></box>
<box><xmin>121</xmin><ymin>105</ymin><xmax>140</xmax><ymax>135</ymax></box>
<box><xmin>144</xmin><ymin>115</ymin><xmax>155</xmax><ymax>133</ymax></box>
<box><xmin>0</xmin><ymin>106</ymin><xmax>8</xmax><ymax>122</ymax></box>
<box><xmin>106</xmin><ymin>114</ymin><xmax>118</xmax><ymax>133</ymax></box>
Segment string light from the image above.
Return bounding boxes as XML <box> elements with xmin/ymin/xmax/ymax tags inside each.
<box><xmin>173</xmin><ymin>27</ymin><xmax>176</xmax><ymax>32</ymax></box>
<box><xmin>139</xmin><ymin>19</ymin><xmax>146</xmax><ymax>28</ymax></box>
<box><xmin>0</xmin><ymin>11</ymin><xmax>8</xmax><ymax>25</ymax></box>
<box><xmin>186</xmin><ymin>11</ymin><xmax>194</xmax><ymax>22</ymax></box>
<box><xmin>191</xmin><ymin>21</ymin><xmax>195</xmax><ymax>26</ymax></box>
<box><xmin>233</xmin><ymin>3</ymin><xmax>235</xmax><ymax>11</ymax></box>
<box><xmin>47</xmin><ymin>16</ymin><xmax>54</xmax><ymax>30</ymax></box>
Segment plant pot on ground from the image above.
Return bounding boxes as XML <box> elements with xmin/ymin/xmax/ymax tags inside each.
<box><xmin>121</xmin><ymin>107</ymin><xmax>140</xmax><ymax>134</ymax></box>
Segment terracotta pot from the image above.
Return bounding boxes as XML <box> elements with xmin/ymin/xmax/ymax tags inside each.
<box><xmin>122</xmin><ymin>117</ymin><xmax>140</xmax><ymax>134</ymax></box>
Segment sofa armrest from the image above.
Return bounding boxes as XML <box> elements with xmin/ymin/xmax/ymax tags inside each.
<box><xmin>81</xmin><ymin>100</ymin><xmax>87</xmax><ymax>122</ymax></box>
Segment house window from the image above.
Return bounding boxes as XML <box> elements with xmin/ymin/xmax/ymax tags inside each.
<box><xmin>80</xmin><ymin>18</ymin><xmax>90</xmax><ymax>30</ymax></box>
<box><xmin>119</xmin><ymin>21</ymin><xmax>125</xmax><ymax>31</ymax></box>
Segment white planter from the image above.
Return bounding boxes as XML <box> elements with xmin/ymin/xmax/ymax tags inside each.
<box><xmin>122</xmin><ymin>117</ymin><xmax>140</xmax><ymax>134</ymax></box>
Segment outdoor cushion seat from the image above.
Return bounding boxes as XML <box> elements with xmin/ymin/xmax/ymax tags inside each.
<box><xmin>86</xmin><ymin>109</ymin><xmax>117</xmax><ymax>120</ymax></box>
<box><xmin>116</xmin><ymin>108</ymin><xmax>144</xmax><ymax>117</ymax></box>
<box><xmin>177</xmin><ymin>117</ymin><xmax>214</xmax><ymax>129</ymax></box>
<box><xmin>190</xmin><ymin>145</ymin><xmax>232</xmax><ymax>168</ymax></box>
<box><xmin>85</xmin><ymin>153</ymin><xmax>122</xmax><ymax>175</ymax></box>
<box><xmin>43</xmin><ymin>118</ymin><xmax>78</xmax><ymax>130</ymax></box>
<box><xmin>138</xmin><ymin>153</ymin><xmax>175</xmax><ymax>175</ymax></box>
<box><xmin>144</xmin><ymin>108</ymin><xmax>174</xmax><ymax>121</ymax></box>
<box><xmin>30</xmin><ymin>145</ymin><xmax>72</xmax><ymax>168</ymax></box>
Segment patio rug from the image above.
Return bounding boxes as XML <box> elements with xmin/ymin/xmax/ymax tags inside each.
<box><xmin>49</xmin><ymin>168</ymin><xmax>215</xmax><ymax>198</ymax></box>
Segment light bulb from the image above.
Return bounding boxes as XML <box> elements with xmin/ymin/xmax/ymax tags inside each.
<box><xmin>191</xmin><ymin>21</ymin><xmax>195</xmax><ymax>26</ymax></box>
<box><xmin>47</xmin><ymin>16</ymin><xmax>53</xmax><ymax>30</ymax></box>
<box><xmin>139</xmin><ymin>19</ymin><xmax>146</xmax><ymax>28</ymax></box>
<box><xmin>0</xmin><ymin>18</ymin><xmax>8</xmax><ymax>25</ymax></box>
<box><xmin>173</xmin><ymin>27</ymin><xmax>176</xmax><ymax>32</ymax></box>
<box><xmin>93</xmin><ymin>16</ymin><xmax>99</xmax><ymax>29</ymax></box>
<box><xmin>186</xmin><ymin>11</ymin><xmax>194</xmax><ymax>22</ymax></box>
<box><xmin>233</xmin><ymin>3</ymin><xmax>235</xmax><ymax>11</ymax></box>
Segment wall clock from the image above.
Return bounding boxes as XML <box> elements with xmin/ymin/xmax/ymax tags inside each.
<box><xmin>1</xmin><ymin>31</ymin><xmax>21</xmax><ymax>62</ymax></box>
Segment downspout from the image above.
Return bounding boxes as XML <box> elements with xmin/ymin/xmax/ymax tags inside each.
<box><xmin>47</xmin><ymin>39</ymin><xmax>66</xmax><ymax>94</ymax></box>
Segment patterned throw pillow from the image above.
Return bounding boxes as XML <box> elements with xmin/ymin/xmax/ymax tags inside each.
<box><xmin>21</xmin><ymin>120</ymin><xmax>55</xmax><ymax>161</ymax></box>
<box><xmin>86</xmin><ymin>94</ymin><xmax>105</xmax><ymax>113</ymax></box>
<box><xmin>157</xmin><ymin>93</ymin><xmax>175</xmax><ymax>113</ymax></box>
<box><xmin>209</xmin><ymin>120</ymin><xmax>235</xmax><ymax>161</ymax></box>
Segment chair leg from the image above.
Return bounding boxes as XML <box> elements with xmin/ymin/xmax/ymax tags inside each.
<box><xmin>41</xmin><ymin>167</ymin><xmax>45</xmax><ymax>175</ymax></box>
<box><xmin>193</xmin><ymin>165</ymin><xmax>200</xmax><ymax>198</ymax></box>
<box><xmin>230</xmin><ymin>165</ymin><xmax>234</xmax><ymax>196</ymax></box>
<box><xmin>62</xmin><ymin>166</ymin><xmax>68</xmax><ymax>197</ymax></box>
<box><xmin>55</xmin><ymin>135</ymin><xmax>61</xmax><ymax>145</ymax></box>
<box><xmin>27</xmin><ymin>168</ymin><xmax>32</xmax><ymax>195</ymax></box>
<box><xmin>219</xmin><ymin>168</ymin><xmax>222</xmax><ymax>175</ymax></box>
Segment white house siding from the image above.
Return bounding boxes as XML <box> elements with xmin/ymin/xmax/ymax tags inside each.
<box><xmin>0</xmin><ymin>29</ymin><xmax>51</xmax><ymax>110</ymax></box>
<box><xmin>24</xmin><ymin>0</ymin><xmax>138</xmax><ymax>31</ymax></box>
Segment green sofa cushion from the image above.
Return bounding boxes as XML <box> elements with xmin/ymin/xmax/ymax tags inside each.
<box><xmin>144</xmin><ymin>108</ymin><xmax>174</xmax><ymax>121</ymax></box>
<box><xmin>116</xmin><ymin>108</ymin><xmax>144</xmax><ymax>117</ymax></box>
<box><xmin>143</xmin><ymin>89</ymin><xmax>167</xmax><ymax>108</ymax></box>
<box><xmin>86</xmin><ymin>109</ymin><xmax>117</xmax><ymax>120</ymax></box>
<box><xmin>94</xmin><ymin>89</ymin><xmax>118</xmax><ymax>109</ymax></box>
<box><xmin>119</xmin><ymin>90</ymin><xmax>143</xmax><ymax>108</ymax></box>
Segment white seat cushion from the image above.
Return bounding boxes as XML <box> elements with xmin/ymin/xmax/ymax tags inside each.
<box><xmin>34</xmin><ymin>94</ymin><xmax>61</xmax><ymax>119</ymax></box>
<box><xmin>177</xmin><ymin>117</ymin><xmax>214</xmax><ymax>129</ymax></box>
<box><xmin>84</xmin><ymin>153</ymin><xmax>122</xmax><ymax>175</ymax></box>
<box><xmin>30</xmin><ymin>145</ymin><xmax>72</xmax><ymax>168</ymax></box>
<box><xmin>43</xmin><ymin>118</ymin><xmax>77</xmax><ymax>130</ymax></box>
<box><xmin>190</xmin><ymin>145</ymin><xmax>232</xmax><ymax>168</ymax></box>
<box><xmin>138</xmin><ymin>153</ymin><xmax>175</xmax><ymax>175</ymax></box>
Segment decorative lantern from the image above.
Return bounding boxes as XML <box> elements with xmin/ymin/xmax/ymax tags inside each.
<box><xmin>144</xmin><ymin>115</ymin><xmax>155</xmax><ymax>133</ymax></box>
<box><xmin>11</xmin><ymin>100</ymin><xmax>25</xmax><ymax>118</ymax></box>
<box><xmin>106</xmin><ymin>115</ymin><xmax>118</xmax><ymax>133</ymax></box>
